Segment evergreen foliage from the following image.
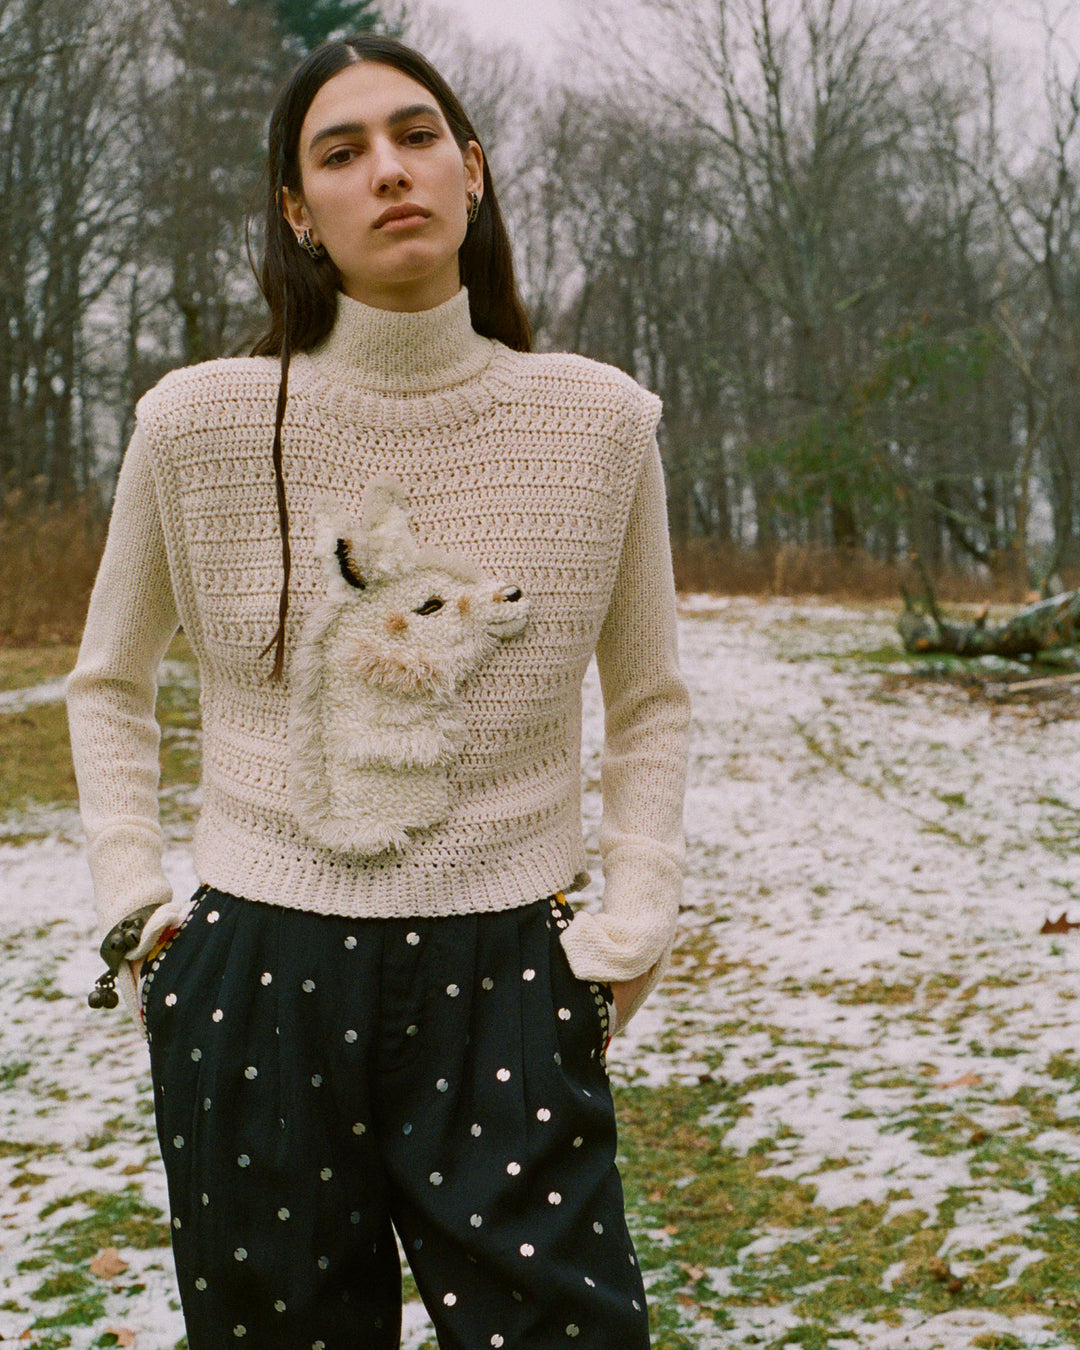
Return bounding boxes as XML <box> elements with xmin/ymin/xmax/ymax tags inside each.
<box><xmin>271</xmin><ymin>0</ymin><xmax>381</xmax><ymax>48</ymax></box>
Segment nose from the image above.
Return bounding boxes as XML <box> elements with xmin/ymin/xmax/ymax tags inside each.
<box><xmin>372</xmin><ymin>138</ymin><xmax>411</xmax><ymax>194</ymax></box>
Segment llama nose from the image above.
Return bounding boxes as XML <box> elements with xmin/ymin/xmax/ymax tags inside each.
<box><xmin>498</xmin><ymin>585</ymin><xmax>523</xmax><ymax>603</ymax></box>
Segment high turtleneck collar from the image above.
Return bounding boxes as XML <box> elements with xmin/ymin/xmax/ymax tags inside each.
<box><xmin>309</xmin><ymin>286</ymin><xmax>494</xmax><ymax>395</ymax></box>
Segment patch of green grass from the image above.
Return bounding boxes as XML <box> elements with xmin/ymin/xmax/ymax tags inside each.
<box><xmin>0</xmin><ymin>645</ymin><xmax>78</xmax><ymax>693</ymax></box>
<box><xmin>39</xmin><ymin>1187</ymin><xmax>170</xmax><ymax>1263</ymax></box>
<box><xmin>612</xmin><ymin>1074</ymin><xmax>1080</xmax><ymax>1348</ymax></box>
<box><xmin>1</xmin><ymin>1057</ymin><xmax>31</xmax><ymax>1085</ymax></box>
<box><xmin>32</xmin><ymin>1268</ymin><xmax>93</xmax><ymax>1303</ymax></box>
<box><xmin>0</xmin><ymin>634</ymin><xmax>200</xmax><ymax>817</ymax></box>
<box><xmin>0</xmin><ymin>701</ymin><xmax>80</xmax><ymax>813</ymax></box>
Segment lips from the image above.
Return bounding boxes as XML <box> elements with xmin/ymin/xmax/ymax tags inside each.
<box><xmin>374</xmin><ymin>203</ymin><xmax>431</xmax><ymax>229</ymax></box>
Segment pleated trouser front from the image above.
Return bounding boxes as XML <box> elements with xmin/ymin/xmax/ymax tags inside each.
<box><xmin>142</xmin><ymin>886</ymin><xmax>650</xmax><ymax>1350</ymax></box>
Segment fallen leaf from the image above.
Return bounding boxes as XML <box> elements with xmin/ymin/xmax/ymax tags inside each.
<box><xmin>104</xmin><ymin>1329</ymin><xmax>137</xmax><ymax>1347</ymax></box>
<box><xmin>940</xmin><ymin>1071</ymin><xmax>981</xmax><ymax>1089</ymax></box>
<box><xmin>90</xmin><ymin>1247</ymin><xmax>129</xmax><ymax>1279</ymax></box>
<box><xmin>1041</xmin><ymin>912</ymin><xmax>1080</xmax><ymax>934</ymax></box>
<box><xmin>928</xmin><ymin>1256</ymin><xmax>965</xmax><ymax>1292</ymax></box>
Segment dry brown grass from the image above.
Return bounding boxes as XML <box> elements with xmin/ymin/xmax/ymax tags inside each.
<box><xmin>673</xmin><ymin>539</ymin><xmax>1000</xmax><ymax>604</ymax></box>
<box><xmin>0</xmin><ymin>488</ymin><xmax>106</xmax><ymax>646</ymax></box>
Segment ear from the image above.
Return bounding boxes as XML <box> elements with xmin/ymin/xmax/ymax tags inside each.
<box><xmin>280</xmin><ymin>185</ymin><xmax>313</xmax><ymax>240</ymax></box>
<box><xmin>361</xmin><ymin>476</ymin><xmax>418</xmax><ymax>572</ymax></box>
<box><xmin>463</xmin><ymin>140</ymin><xmax>483</xmax><ymax>199</ymax></box>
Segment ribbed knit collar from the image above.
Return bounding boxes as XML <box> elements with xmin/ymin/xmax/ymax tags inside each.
<box><xmin>309</xmin><ymin>286</ymin><xmax>494</xmax><ymax>395</ymax></box>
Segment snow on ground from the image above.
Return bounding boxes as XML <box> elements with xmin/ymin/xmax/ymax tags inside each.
<box><xmin>3</xmin><ymin>598</ymin><xmax>1080</xmax><ymax>1348</ymax></box>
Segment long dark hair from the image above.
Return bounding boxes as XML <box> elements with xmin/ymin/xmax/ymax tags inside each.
<box><xmin>251</xmin><ymin>34</ymin><xmax>532</xmax><ymax>680</ymax></box>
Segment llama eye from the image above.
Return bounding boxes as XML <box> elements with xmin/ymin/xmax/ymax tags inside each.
<box><xmin>415</xmin><ymin>597</ymin><xmax>444</xmax><ymax>616</ymax></box>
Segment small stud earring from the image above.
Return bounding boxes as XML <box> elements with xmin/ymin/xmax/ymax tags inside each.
<box><xmin>467</xmin><ymin>191</ymin><xmax>481</xmax><ymax>224</ymax></box>
<box><xmin>298</xmin><ymin>229</ymin><xmax>326</xmax><ymax>260</ymax></box>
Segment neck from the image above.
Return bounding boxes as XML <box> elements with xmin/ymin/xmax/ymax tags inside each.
<box><xmin>309</xmin><ymin>287</ymin><xmax>493</xmax><ymax>395</ymax></box>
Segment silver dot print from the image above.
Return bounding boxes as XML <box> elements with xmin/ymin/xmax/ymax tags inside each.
<box><xmin>443</xmin><ymin>1293</ymin><xmax>457</xmax><ymax>1306</ymax></box>
<box><xmin>191</xmin><ymin>1048</ymin><xmax>202</xmax><ymax>1062</ymax></box>
<box><xmin>446</xmin><ymin>983</ymin><xmax>460</xmax><ymax>997</ymax></box>
<box><xmin>165</xmin><ymin>993</ymin><xmax>177</xmax><ymax>1006</ymax></box>
<box><xmin>206</xmin><ymin>911</ymin><xmax>219</xmax><ymax>924</ymax></box>
<box><xmin>406</xmin><ymin>931</ymin><xmax>419</xmax><ymax>945</ymax></box>
<box><xmin>436</xmin><ymin>1078</ymin><xmax>449</xmax><ymax>1092</ymax></box>
<box><xmin>260</xmin><ymin>971</ymin><xmax>272</xmax><ymax>985</ymax></box>
<box><xmin>344</xmin><ymin>936</ymin><xmax>357</xmax><ymax>949</ymax></box>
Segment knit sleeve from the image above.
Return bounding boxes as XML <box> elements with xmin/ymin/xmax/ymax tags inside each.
<box><xmin>559</xmin><ymin>424</ymin><xmax>691</xmax><ymax>1028</ymax></box>
<box><xmin>67</xmin><ymin>426</ymin><xmax>180</xmax><ymax>946</ymax></box>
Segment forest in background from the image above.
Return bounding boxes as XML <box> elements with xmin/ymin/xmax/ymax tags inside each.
<box><xmin>4</xmin><ymin>0</ymin><xmax>1080</xmax><ymax>640</ymax></box>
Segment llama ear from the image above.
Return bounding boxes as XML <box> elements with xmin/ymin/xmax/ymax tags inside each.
<box><xmin>334</xmin><ymin>537</ymin><xmax>366</xmax><ymax>589</ymax></box>
<box><xmin>312</xmin><ymin>497</ymin><xmax>382</xmax><ymax>588</ymax></box>
<box><xmin>361</xmin><ymin>475</ymin><xmax>417</xmax><ymax>573</ymax></box>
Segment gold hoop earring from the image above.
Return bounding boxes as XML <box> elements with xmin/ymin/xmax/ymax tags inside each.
<box><xmin>297</xmin><ymin>229</ymin><xmax>326</xmax><ymax>260</ymax></box>
<box><xmin>467</xmin><ymin>191</ymin><xmax>481</xmax><ymax>224</ymax></box>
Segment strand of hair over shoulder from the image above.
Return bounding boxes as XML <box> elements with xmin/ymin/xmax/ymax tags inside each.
<box><xmin>260</xmin><ymin>292</ymin><xmax>292</xmax><ymax>683</ymax></box>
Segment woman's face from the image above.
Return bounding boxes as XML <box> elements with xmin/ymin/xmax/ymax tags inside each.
<box><xmin>282</xmin><ymin>61</ymin><xmax>483</xmax><ymax>312</ymax></box>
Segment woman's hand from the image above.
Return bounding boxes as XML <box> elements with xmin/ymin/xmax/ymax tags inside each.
<box><xmin>607</xmin><ymin>969</ymin><xmax>651</xmax><ymax>1034</ymax></box>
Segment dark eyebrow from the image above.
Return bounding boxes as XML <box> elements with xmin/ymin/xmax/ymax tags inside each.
<box><xmin>307</xmin><ymin>103</ymin><xmax>442</xmax><ymax>152</ymax></box>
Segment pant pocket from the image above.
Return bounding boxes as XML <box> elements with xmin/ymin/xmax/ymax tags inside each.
<box><xmin>547</xmin><ymin>894</ymin><xmax>613</xmax><ymax>1064</ymax></box>
<box><xmin>140</xmin><ymin>884</ymin><xmax>210</xmax><ymax>1032</ymax></box>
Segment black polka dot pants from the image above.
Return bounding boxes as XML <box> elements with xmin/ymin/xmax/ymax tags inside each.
<box><xmin>142</xmin><ymin>887</ymin><xmax>650</xmax><ymax>1350</ymax></box>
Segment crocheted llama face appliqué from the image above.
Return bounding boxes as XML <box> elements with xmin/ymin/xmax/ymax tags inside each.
<box><xmin>288</xmin><ymin>474</ymin><xmax>529</xmax><ymax>856</ymax></box>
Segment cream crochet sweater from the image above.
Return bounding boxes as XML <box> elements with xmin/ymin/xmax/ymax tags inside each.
<box><xmin>68</xmin><ymin>287</ymin><xmax>690</xmax><ymax>1019</ymax></box>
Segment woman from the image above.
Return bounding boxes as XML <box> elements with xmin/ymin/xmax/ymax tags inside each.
<box><xmin>68</xmin><ymin>33</ymin><xmax>689</xmax><ymax>1350</ymax></box>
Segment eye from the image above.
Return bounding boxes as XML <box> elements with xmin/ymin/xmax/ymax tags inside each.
<box><xmin>415</xmin><ymin>597</ymin><xmax>444</xmax><ymax>616</ymax></box>
<box><xmin>403</xmin><ymin>127</ymin><xmax>438</xmax><ymax>146</ymax></box>
<box><xmin>324</xmin><ymin>146</ymin><xmax>359</xmax><ymax>167</ymax></box>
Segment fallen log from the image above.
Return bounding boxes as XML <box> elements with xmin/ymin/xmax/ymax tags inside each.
<box><xmin>898</xmin><ymin>587</ymin><xmax>1080</xmax><ymax>658</ymax></box>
